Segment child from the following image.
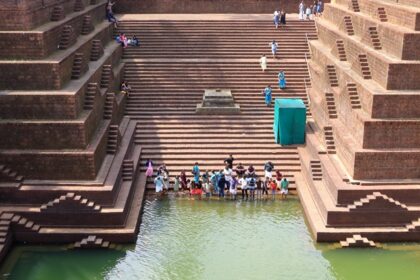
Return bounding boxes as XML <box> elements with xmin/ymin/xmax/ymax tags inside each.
<box><xmin>204</xmin><ymin>181</ymin><xmax>211</xmax><ymax>198</ymax></box>
<box><xmin>270</xmin><ymin>179</ymin><xmax>277</xmax><ymax>200</ymax></box>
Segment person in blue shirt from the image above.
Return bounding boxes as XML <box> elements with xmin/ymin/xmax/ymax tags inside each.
<box><xmin>263</xmin><ymin>85</ymin><xmax>273</xmax><ymax>107</ymax></box>
<box><xmin>192</xmin><ymin>162</ymin><xmax>200</xmax><ymax>184</ymax></box>
<box><xmin>278</xmin><ymin>71</ymin><xmax>286</xmax><ymax>89</ymax></box>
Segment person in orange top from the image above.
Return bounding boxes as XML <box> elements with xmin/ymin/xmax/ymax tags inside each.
<box><xmin>270</xmin><ymin>179</ymin><xmax>277</xmax><ymax>200</ymax></box>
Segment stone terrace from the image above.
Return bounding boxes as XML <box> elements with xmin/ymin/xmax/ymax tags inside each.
<box><xmin>0</xmin><ymin>0</ymin><xmax>145</xmax><ymax>263</ymax></box>
<box><xmin>297</xmin><ymin>0</ymin><xmax>420</xmax><ymax>242</ymax></box>
<box><xmin>117</xmin><ymin>14</ymin><xmax>317</xmax><ymax>189</ymax></box>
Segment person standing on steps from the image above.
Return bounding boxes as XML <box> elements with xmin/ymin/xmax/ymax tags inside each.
<box><xmin>278</xmin><ymin>70</ymin><xmax>286</xmax><ymax>89</ymax></box>
<box><xmin>154</xmin><ymin>174</ymin><xmax>164</xmax><ymax>194</ymax></box>
<box><xmin>270</xmin><ymin>178</ymin><xmax>277</xmax><ymax>200</ymax></box>
<box><xmin>269</xmin><ymin>40</ymin><xmax>279</xmax><ymax>59</ymax></box>
<box><xmin>247</xmin><ymin>175</ymin><xmax>257</xmax><ymax>200</ymax></box>
<box><xmin>145</xmin><ymin>159</ymin><xmax>154</xmax><ymax>177</ymax></box>
<box><xmin>306</xmin><ymin>5</ymin><xmax>312</xmax><ymax>20</ymax></box>
<box><xmin>224</xmin><ymin>154</ymin><xmax>234</xmax><ymax>169</ymax></box>
<box><xmin>240</xmin><ymin>175</ymin><xmax>248</xmax><ymax>200</ymax></box>
<box><xmin>256</xmin><ymin>177</ymin><xmax>263</xmax><ymax>200</ymax></box>
<box><xmin>210</xmin><ymin>170</ymin><xmax>219</xmax><ymax>195</ymax></box>
<box><xmin>263</xmin><ymin>85</ymin><xmax>273</xmax><ymax>107</ymax></box>
<box><xmin>218</xmin><ymin>174</ymin><xmax>227</xmax><ymax>198</ymax></box>
<box><xmin>263</xmin><ymin>177</ymin><xmax>270</xmax><ymax>198</ymax></box>
<box><xmin>223</xmin><ymin>165</ymin><xmax>233</xmax><ymax>190</ymax></box>
<box><xmin>273</xmin><ymin>10</ymin><xmax>280</xmax><ymax>29</ymax></box>
<box><xmin>192</xmin><ymin>162</ymin><xmax>200</xmax><ymax>184</ymax></box>
<box><xmin>317</xmin><ymin>0</ymin><xmax>324</xmax><ymax>16</ymax></box>
<box><xmin>106</xmin><ymin>1</ymin><xmax>118</xmax><ymax>28</ymax></box>
<box><xmin>299</xmin><ymin>1</ymin><xmax>305</xmax><ymax>20</ymax></box>
<box><xmin>173</xmin><ymin>176</ymin><xmax>180</xmax><ymax>194</ymax></box>
<box><xmin>264</xmin><ymin>161</ymin><xmax>274</xmax><ymax>178</ymax></box>
<box><xmin>180</xmin><ymin>170</ymin><xmax>188</xmax><ymax>191</ymax></box>
<box><xmin>276</xmin><ymin>170</ymin><xmax>283</xmax><ymax>183</ymax></box>
<box><xmin>260</xmin><ymin>54</ymin><xmax>267</xmax><ymax>72</ymax></box>
<box><xmin>247</xmin><ymin>165</ymin><xmax>256</xmax><ymax>177</ymax></box>
<box><xmin>280</xmin><ymin>10</ymin><xmax>287</xmax><ymax>26</ymax></box>
<box><xmin>230</xmin><ymin>175</ymin><xmax>238</xmax><ymax>200</ymax></box>
<box><xmin>280</xmin><ymin>177</ymin><xmax>289</xmax><ymax>199</ymax></box>
<box><xmin>235</xmin><ymin>162</ymin><xmax>245</xmax><ymax>178</ymax></box>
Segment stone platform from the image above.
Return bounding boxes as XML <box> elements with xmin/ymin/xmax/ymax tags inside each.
<box><xmin>196</xmin><ymin>89</ymin><xmax>241</xmax><ymax>115</ymax></box>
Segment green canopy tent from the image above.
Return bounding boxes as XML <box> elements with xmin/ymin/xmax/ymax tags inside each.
<box><xmin>273</xmin><ymin>98</ymin><xmax>306</xmax><ymax>145</ymax></box>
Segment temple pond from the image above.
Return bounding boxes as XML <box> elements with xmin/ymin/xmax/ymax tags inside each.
<box><xmin>2</xmin><ymin>195</ymin><xmax>420</xmax><ymax>280</ymax></box>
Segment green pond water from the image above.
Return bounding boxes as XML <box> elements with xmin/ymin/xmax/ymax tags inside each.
<box><xmin>2</xmin><ymin>196</ymin><xmax>420</xmax><ymax>280</ymax></box>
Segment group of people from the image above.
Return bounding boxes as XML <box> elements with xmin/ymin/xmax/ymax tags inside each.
<box><xmin>116</xmin><ymin>33</ymin><xmax>140</xmax><ymax>48</ymax></box>
<box><xmin>120</xmin><ymin>80</ymin><xmax>131</xmax><ymax>96</ymax></box>
<box><xmin>273</xmin><ymin>10</ymin><xmax>287</xmax><ymax>29</ymax></box>
<box><xmin>262</xmin><ymin>78</ymin><xmax>285</xmax><ymax>107</ymax></box>
<box><xmin>299</xmin><ymin>0</ymin><xmax>324</xmax><ymax>20</ymax></box>
<box><xmin>149</xmin><ymin>155</ymin><xmax>289</xmax><ymax>200</ymax></box>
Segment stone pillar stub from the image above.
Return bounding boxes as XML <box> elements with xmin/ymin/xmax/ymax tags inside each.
<box><xmin>196</xmin><ymin>89</ymin><xmax>241</xmax><ymax>115</ymax></box>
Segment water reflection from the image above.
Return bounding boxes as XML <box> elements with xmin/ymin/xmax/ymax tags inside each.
<box><xmin>2</xmin><ymin>196</ymin><xmax>420</xmax><ymax>280</ymax></box>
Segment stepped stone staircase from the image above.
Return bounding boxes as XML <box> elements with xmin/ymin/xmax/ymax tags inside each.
<box><xmin>343</xmin><ymin>16</ymin><xmax>355</xmax><ymax>36</ymax></box>
<box><xmin>368</xmin><ymin>26</ymin><xmax>382</xmax><ymax>50</ymax></box>
<box><xmin>40</xmin><ymin>193</ymin><xmax>102</xmax><ymax>213</ymax></box>
<box><xmin>326</xmin><ymin>65</ymin><xmax>339</xmax><ymax>87</ymax></box>
<box><xmin>377</xmin><ymin>7</ymin><xmax>388</xmax><ymax>22</ymax></box>
<box><xmin>335</xmin><ymin>39</ymin><xmax>347</xmax><ymax>61</ymax></box>
<box><xmin>323</xmin><ymin>126</ymin><xmax>336</xmax><ymax>154</ymax></box>
<box><xmin>59</xmin><ymin>25</ymin><xmax>77</xmax><ymax>50</ymax></box>
<box><xmin>346</xmin><ymin>83</ymin><xmax>362</xmax><ymax>109</ymax></box>
<box><xmin>73</xmin><ymin>235</ymin><xmax>111</xmax><ymax>249</ymax></box>
<box><xmin>299</xmin><ymin>0</ymin><xmax>420</xmax><ymax>242</ymax></box>
<box><xmin>325</xmin><ymin>92</ymin><xmax>338</xmax><ymax>119</ymax></box>
<box><xmin>351</xmin><ymin>0</ymin><xmax>360</xmax><ymax>12</ymax></box>
<box><xmin>90</xmin><ymin>39</ymin><xmax>105</xmax><ymax>61</ymax></box>
<box><xmin>71</xmin><ymin>52</ymin><xmax>87</xmax><ymax>79</ymax></box>
<box><xmin>81</xmin><ymin>15</ymin><xmax>94</xmax><ymax>35</ymax></box>
<box><xmin>310</xmin><ymin>160</ymin><xmax>323</xmax><ymax>181</ymax></box>
<box><xmin>357</xmin><ymin>54</ymin><xmax>372</xmax><ymax>79</ymax></box>
<box><xmin>51</xmin><ymin>6</ymin><xmax>65</xmax><ymax>22</ymax></box>
<box><xmin>117</xmin><ymin>17</ymin><xmax>317</xmax><ymax>189</ymax></box>
<box><xmin>340</xmin><ymin>235</ymin><xmax>376</xmax><ymax>248</ymax></box>
<box><xmin>0</xmin><ymin>0</ymin><xmax>145</xmax><ymax>264</ymax></box>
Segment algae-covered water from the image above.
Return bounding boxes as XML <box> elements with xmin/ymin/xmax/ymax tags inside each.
<box><xmin>2</xmin><ymin>196</ymin><xmax>420</xmax><ymax>280</ymax></box>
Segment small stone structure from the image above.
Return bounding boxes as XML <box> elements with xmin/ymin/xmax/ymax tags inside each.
<box><xmin>196</xmin><ymin>89</ymin><xmax>240</xmax><ymax>115</ymax></box>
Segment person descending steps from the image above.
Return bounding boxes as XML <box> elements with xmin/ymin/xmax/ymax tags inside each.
<box><xmin>260</xmin><ymin>54</ymin><xmax>267</xmax><ymax>72</ymax></box>
<box><xmin>263</xmin><ymin>85</ymin><xmax>272</xmax><ymax>107</ymax></box>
